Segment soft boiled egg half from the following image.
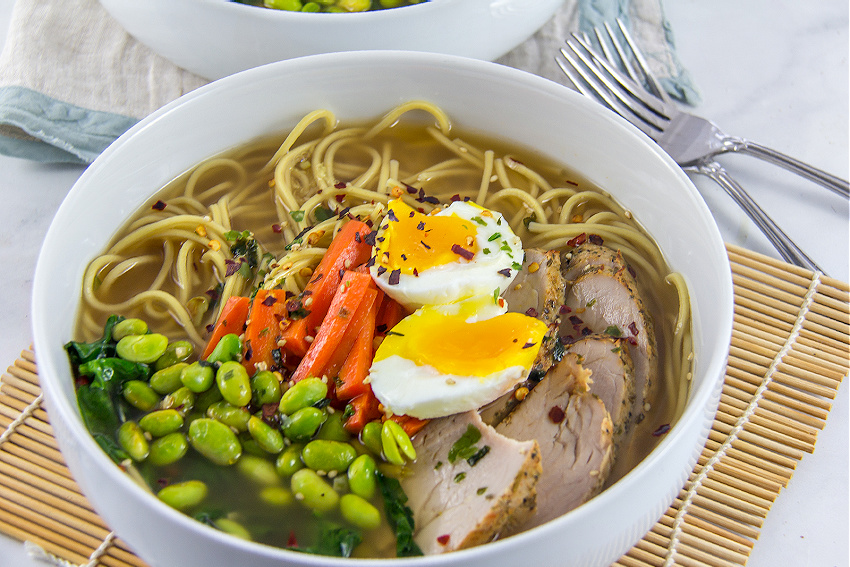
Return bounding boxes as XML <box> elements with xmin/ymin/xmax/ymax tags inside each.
<box><xmin>369</xmin><ymin>198</ymin><xmax>524</xmax><ymax>311</ymax></box>
<box><xmin>367</xmin><ymin>284</ymin><xmax>548</xmax><ymax>420</ymax></box>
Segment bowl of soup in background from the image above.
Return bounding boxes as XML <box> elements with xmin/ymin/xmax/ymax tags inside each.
<box><xmin>32</xmin><ymin>50</ymin><xmax>732</xmax><ymax>567</ymax></box>
<box><xmin>98</xmin><ymin>0</ymin><xmax>568</xmax><ymax>80</ymax></box>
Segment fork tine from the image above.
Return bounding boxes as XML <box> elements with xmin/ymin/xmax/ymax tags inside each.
<box><xmin>614</xmin><ymin>19</ymin><xmax>672</xmax><ymax>104</ymax></box>
<box><xmin>601</xmin><ymin>21</ymin><xmax>639</xmax><ymax>83</ymax></box>
<box><xmin>558</xmin><ymin>43</ymin><xmax>659</xmax><ymax>138</ymax></box>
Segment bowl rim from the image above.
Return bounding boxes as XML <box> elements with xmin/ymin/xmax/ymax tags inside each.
<box><xmin>32</xmin><ymin>49</ymin><xmax>734</xmax><ymax>564</ymax></box>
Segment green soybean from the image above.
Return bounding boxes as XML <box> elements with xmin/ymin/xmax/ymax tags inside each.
<box><xmin>278</xmin><ymin>377</ymin><xmax>327</xmax><ymax>415</ymax></box>
<box><xmin>360</xmin><ymin>420</ymin><xmax>383</xmax><ymax>455</ymax></box>
<box><xmin>116</xmin><ymin>333</ymin><xmax>169</xmax><ymax>364</ymax></box>
<box><xmin>122</xmin><ymin>380</ymin><xmax>160</xmax><ymax>411</ymax></box>
<box><xmin>157</xmin><ymin>480</ymin><xmax>207</xmax><ymax>510</ymax></box>
<box><xmin>264</xmin><ymin>0</ymin><xmax>302</xmax><ymax>10</ymax></box>
<box><xmin>150</xmin><ymin>363</ymin><xmax>189</xmax><ymax>395</ymax></box>
<box><xmin>237</xmin><ymin>454</ymin><xmax>280</xmax><ymax>486</ymax></box>
<box><xmin>148</xmin><ymin>432</ymin><xmax>189</xmax><ymax>466</ymax></box>
<box><xmin>260</xmin><ymin>485</ymin><xmax>294</xmax><ymax>507</ymax></box>
<box><xmin>248</xmin><ymin>415</ymin><xmax>285</xmax><ymax>454</ymax></box>
<box><xmin>161</xmin><ymin>386</ymin><xmax>196</xmax><ymax>414</ymax></box>
<box><xmin>112</xmin><ymin>318</ymin><xmax>148</xmax><ymax>340</ymax></box>
<box><xmin>301</xmin><ymin>440</ymin><xmax>356</xmax><ymax>473</ymax></box>
<box><xmin>181</xmin><ymin>361</ymin><xmax>215</xmax><ymax>393</ymax></box>
<box><xmin>381</xmin><ymin>419</ymin><xmax>416</xmax><ymax>465</ymax></box>
<box><xmin>275</xmin><ymin>443</ymin><xmax>305</xmax><ymax>477</ymax></box>
<box><xmin>339</xmin><ymin>493</ymin><xmax>381</xmax><ymax>530</ymax></box>
<box><xmin>206</xmin><ymin>333</ymin><xmax>242</xmax><ymax>364</ymax></box>
<box><xmin>251</xmin><ymin>371</ymin><xmax>282</xmax><ymax>406</ymax></box>
<box><xmin>214</xmin><ymin>517</ymin><xmax>252</xmax><ymax>540</ymax></box>
<box><xmin>216</xmin><ymin>361</ymin><xmax>252</xmax><ymax>407</ymax></box>
<box><xmin>155</xmin><ymin>340</ymin><xmax>195</xmax><ymax>371</ymax></box>
<box><xmin>206</xmin><ymin>401</ymin><xmax>251</xmax><ymax>432</ymax></box>
<box><xmin>316</xmin><ymin>410</ymin><xmax>351</xmax><ymax>442</ymax></box>
<box><xmin>291</xmin><ymin>468</ymin><xmax>338</xmax><ymax>513</ymax></box>
<box><xmin>117</xmin><ymin>421</ymin><xmax>149</xmax><ymax>462</ymax></box>
<box><xmin>139</xmin><ymin>409</ymin><xmax>184</xmax><ymax>437</ymax></box>
<box><xmin>282</xmin><ymin>407</ymin><xmax>326</xmax><ymax>442</ymax></box>
<box><xmin>347</xmin><ymin>454</ymin><xmax>377</xmax><ymax>500</ymax></box>
<box><xmin>189</xmin><ymin>418</ymin><xmax>242</xmax><ymax>466</ymax></box>
<box><xmin>194</xmin><ymin>384</ymin><xmax>223</xmax><ymax>414</ymax></box>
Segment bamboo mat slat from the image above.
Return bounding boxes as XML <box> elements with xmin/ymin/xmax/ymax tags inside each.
<box><xmin>0</xmin><ymin>244</ymin><xmax>847</xmax><ymax>567</ymax></box>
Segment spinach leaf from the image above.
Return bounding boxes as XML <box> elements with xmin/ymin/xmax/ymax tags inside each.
<box><xmin>377</xmin><ymin>472</ymin><xmax>423</xmax><ymax>557</ymax></box>
<box><xmin>289</xmin><ymin>521</ymin><xmax>362</xmax><ymax>558</ymax></box>
<box><xmin>64</xmin><ymin>314</ymin><xmax>125</xmax><ymax>365</ymax></box>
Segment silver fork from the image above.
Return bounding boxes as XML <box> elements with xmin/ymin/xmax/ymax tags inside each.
<box><xmin>557</xmin><ymin>21</ymin><xmax>843</xmax><ymax>273</ymax></box>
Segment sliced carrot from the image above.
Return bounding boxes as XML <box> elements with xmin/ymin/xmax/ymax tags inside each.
<box><xmin>202</xmin><ymin>296</ymin><xmax>250</xmax><ymax>360</ymax></box>
<box><xmin>343</xmin><ymin>390</ymin><xmax>382</xmax><ymax>434</ymax></box>
<box><xmin>388</xmin><ymin>414</ymin><xmax>430</xmax><ymax>437</ymax></box>
<box><xmin>321</xmin><ymin>288</ymin><xmax>378</xmax><ymax>382</ymax></box>
<box><xmin>335</xmin><ymin>291</ymin><xmax>380</xmax><ymax>401</ymax></box>
<box><xmin>376</xmin><ymin>293</ymin><xmax>407</xmax><ymax>334</ymax></box>
<box><xmin>242</xmin><ymin>289</ymin><xmax>289</xmax><ymax>376</ymax></box>
<box><xmin>290</xmin><ymin>271</ymin><xmax>374</xmax><ymax>383</ymax></box>
<box><xmin>279</xmin><ymin>317</ymin><xmax>310</xmax><ymax>359</ymax></box>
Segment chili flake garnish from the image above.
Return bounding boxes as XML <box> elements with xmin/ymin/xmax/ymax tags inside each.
<box><xmin>525</xmin><ymin>307</ymin><xmax>539</xmax><ymax>317</ymax></box>
<box><xmin>388</xmin><ymin>269</ymin><xmax>401</xmax><ymax>286</ymax></box>
<box><xmin>152</xmin><ymin>200</ymin><xmax>167</xmax><ymax>211</ymax></box>
<box><xmin>271</xmin><ymin>223</ymin><xmax>282</xmax><ymax>233</ymax></box>
<box><xmin>566</xmin><ymin>233</ymin><xmax>587</xmax><ymax>247</ymax></box>
<box><xmin>497</xmin><ymin>268</ymin><xmax>512</xmax><ymax>277</ymax></box>
<box><xmin>451</xmin><ymin>244</ymin><xmax>474</xmax><ymax>260</ymax></box>
<box><xmin>522</xmin><ymin>341</ymin><xmax>536</xmax><ymax>349</ymax></box>
<box><xmin>420</xmin><ymin>240</ymin><xmax>431</xmax><ymax>250</ymax></box>
<box><xmin>588</xmin><ymin>234</ymin><xmax>604</xmax><ymax>245</ymax></box>
<box><xmin>628</xmin><ymin>321</ymin><xmax>640</xmax><ymax>336</ymax></box>
<box><xmin>261</xmin><ymin>295</ymin><xmax>278</xmax><ymax>307</ymax></box>
<box><xmin>437</xmin><ymin>535</ymin><xmax>451</xmax><ymax>546</ymax></box>
<box><xmin>334</xmin><ymin>181</ymin><xmax>347</xmax><ymax>189</ymax></box>
<box><xmin>548</xmin><ymin>406</ymin><xmax>566</xmax><ymax>423</ymax></box>
<box><xmin>387</xmin><ymin>209</ymin><xmax>399</xmax><ymax>222</ymax></box>
<box><xmin>652</xmin><ymin>424</ymin><xmax>671</xmax><ymax>437</ymax></box>
<box><xmin>416</xmin><ymin>221</ymin><xmax>425</xmax><ymax>230</ymax></box>
<box><xmin>363</xmin><ymin>230</ymin><xmax>377</xmax><ymax>246</ymax></box>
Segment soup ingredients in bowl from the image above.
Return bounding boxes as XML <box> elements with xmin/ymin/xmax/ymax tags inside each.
<box><xmin>236</xmin><ymin>0</ymin><xmax>427</xmax><ymax>13</ymax></box>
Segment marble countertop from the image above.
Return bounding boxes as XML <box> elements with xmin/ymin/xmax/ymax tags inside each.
<box><xmin>0</xmin><ymin>1</ymin><xmax>847</xmax><ymax>566</ymax></box>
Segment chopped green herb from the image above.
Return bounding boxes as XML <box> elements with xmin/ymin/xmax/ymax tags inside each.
<box><xmin>522</xmin><ymin>213</ymin><xmax>537</xmax><ymax>228</ymax></box>
<box><xmin>471</xmin><ymin>216</ymin><xmax>487</xmax><ymax>226</ymax></box>
<box><xmin>466</xmin><ymin>445</ymin><xmax>490</xmax><ymax>467</ymax></box>
<box><xmin>493</xmin><ymin>288</ymin><xmax>500</xmax><ymax>304</ymax></box>
<box><xmin>313</xmin><ymin>206</ymin><xmax>335</xmax><ymax>222</ymax></box>
<box><xmin>487</xmin><ymin>232</ymin><xmax>502</xmax><ymax>242</ymax></box>
<box><xmin>483</xmin><ymin>248</ymin><xmax>491</xmax><ymax>254</ymax></box>
<box><xmin>448</xmin><ymin>424</ymin><xmax>482</xmax><ymax>463</ymax></box>
<box><xmin>377</xmin><ymin>472</ymin><xmax>423</xmax><ymax>557</ymax></box>
<box><xmin>512</xmin><ymin>262</ymin><xmax>522</xmax><ymax>271</ymax></box>
<box><xmin>586</xmin><ymin>298</ymin><xmax>597</xmax><ymax>307</ymax></box>
<box><xmin>454</xmin><ymin>472</ymin><xmax>466</xmax><ymax>483</ymax></box>
<box><xmin>500</xmin><ymin>241</ymin><xmax>512</xmax><ymax>252</ymax></box>
<box><xmin>434</xmin><ymin>461</ymin><xmax>443</xmax><ymax>470</ymax></box>
<box><xmin>476</xmin><ymin>487</ymin><xmax>488</xmax><ymax>496</ymax></box>
<box><xmin>604</xmin><ymin>325</ymin><xmax>623</xmax><ymax>337</ymax></box>
<box><xmin>290</xmin><ymin>210</ymin><xmax>305</xmax><ymax>222</ymax></box>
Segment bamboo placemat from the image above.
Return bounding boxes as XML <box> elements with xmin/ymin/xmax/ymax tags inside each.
<box><xmin>0</xmin><ymin>243</ymin><xmax>847</xmax><ymax>567</ymax></box>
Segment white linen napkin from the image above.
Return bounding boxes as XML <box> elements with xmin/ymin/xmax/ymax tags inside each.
<box><xmin>0</xmin><ymin>0</ymin><xmax>697</xmax><ymax>164</ymax></box>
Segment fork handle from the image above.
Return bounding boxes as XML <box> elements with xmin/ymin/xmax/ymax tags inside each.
<box><xmin>691</xmin><ymin>160</ymin><xmax>824</xmax><ymax>273</ymax></box>
<box><xmin>723</xmin><ymin>137</ymin><xmax>849</xmax><ymax>199</ymax></box>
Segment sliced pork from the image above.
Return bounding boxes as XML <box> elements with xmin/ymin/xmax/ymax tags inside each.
<box><xmin>565</xmin><ymin>335</ymin><xmax>635</xmax><ymax>438</ymax></box>
<box><xmin>561</xmin><ymin>242</ymin><xmax>629</xmax><ymax>283</ymax></box>
<box><xmin>495</xmin><ymin>354</ymin><xmax>614</xmax><ymax>530</ymax></box>
<box><xmin>402</xmin><ymin>410</ymin><xmax>541</xmax><ymax>554</ymax></box>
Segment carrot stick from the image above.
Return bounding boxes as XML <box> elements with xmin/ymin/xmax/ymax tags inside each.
<box><xmin>279</xmin><ymin>317</ymin><xmax>310</xmax><ymax>359</ymax></box>
<box><xmin>388</xmin><ymin>414</ymin><xmax>430</xmax><ymax>437</ymax></box>
<box><xmin>376</xmin><ymin>293</ymin><xmax>407</xmax><ymax>334</ymax></box>
<box><xmin>242</xmin><ymin>289</ymin><xmax>289</xmax><ymax>376</ymax></box>
<box><xmin>335</xmin><ymin>292</ymin><xmax>380</xmax><ymax>400</ymax></box>
<box><xmin>321</xmin><ymin>288</ymin><xmax>378</xmax><ymax>382</ymax></box>
<box><xmin>202</xmin><ymin>296</ymin><xmax>250</xmax><ymax>359</ymax></box>
<box><xmin>290</xmin><ymin>271</ymin><xmax>374</xmax><ymax>383</ymax></box>
<box><xmin>343</xmin><ymin>391</ymin><xmax>382</xmax><ymax>434</ymax></box>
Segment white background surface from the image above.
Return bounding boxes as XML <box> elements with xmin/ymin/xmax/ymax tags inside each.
<box><xmin>0</xmin><ymin>1</ymin><xmax>847</xmax><ymax>566</ymax></box>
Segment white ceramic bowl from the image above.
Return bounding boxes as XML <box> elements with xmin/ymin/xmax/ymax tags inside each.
<box><xmin>98</xmin><ymin>0</ymin><xmax>567</xmax><ymax>80</ymax></box>
<box><xmin>32</xmin><ymin>51</ymin><xmax>733</xmax><ymax>567</ymax></box>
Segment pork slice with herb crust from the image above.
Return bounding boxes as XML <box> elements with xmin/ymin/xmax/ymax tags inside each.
<box><xmin>401</xmin><ymin>410</ymin><xmax>541</xmax><ymax>554</ymax></box>
<box><xmin>566</xmin><ymin>335</ymin><xmax>636</xmax><ymax>439</ymax></box>
<box><xmin>561</xmin><ymin>242</ymin><xmax>630</xmax><ymax>283</ymax></box>
<box><xmin>559</xmin><ymin>264</ymin><xmax>656</xmax><ymax>427</ymax></box>
<box><xmin>495</xmin><ymin>353</ymin><xmax>615</xmax><ymax>530</ymax></box>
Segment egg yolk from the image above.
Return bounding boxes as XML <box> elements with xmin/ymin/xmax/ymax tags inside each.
<box><xmin>373</xmin><ymin>306</ymin><xmax>548</xmax><ymax>377</ymax></box>
<box><xmin>377</xmin><ymin>199</ymin><xmax>478</xmax><ymax>275</ymax></box>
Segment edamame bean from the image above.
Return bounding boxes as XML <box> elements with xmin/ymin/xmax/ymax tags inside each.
<box><xmin>112</xmin><ymin>318</ymin><xmax>148</xmax><ymax>341</ymax></box>
<box><xmin>181</xmin><ymin>361</ymin><xmax>215</xmax><ymax>393</ymax></box>
<box><xmin>194</xmin><ymin>384</ymin><xmax>223</xmax><ymax>414</ymax></box>
<box><xmin>264</xmin><ymin>0</ymin><xmax>302</xmax><ymax>12</ymax></box>
<box><xmin>260</xmin><ymin>486</ymin><xmax>294</xmax><ymax>507</ymax></box>
<box><xmin>360</xmin><ymin>421</ymin><xmax>383</xmax><ymax>455</ymax></box>
<box><xmin>237</xmin><ymin>454</ymin><xmax>280</xmax><ymax>485</ymax></box>
<box><xmin>189</xmin><ymin>418</ymin><xmax>242</xmax><ymax>466</ymax></box>
<box><xmin>338</xmin><ymin>0</ymin><xmax>370</xmax><ymax>11</ymax></box>
<box><xmin>251</xmin><ymin>371</ymin><xmax>282</xmax><ymax>406</ymax></box>
<box><xmin>122</xmin><ymin>380</ymin><xmax>160</xmax><ymax>411</ymax></box>
<box><xmin>139</xmin><ymin>409</ymin><xmax>184</xmax><ymax>437</ymax></box>
<box><xmin>282</xmin><ymin>407</ymin><xmax>326</xmax><ymax>442</ymax></box>
<box><xmin>155</xmin><ymin>340</ymin><xmax>195</xmax><ymax>371</ymax></box>
<box><xmin>340</xmin><ymin>493</ymin><xmax>381</xmax><ymax>530</ymax></box>
<box><xmin>116</xmin><ymin>333</ymin><xmax>169</xmax><ymax>364</ymax></box>
<box><xmin>278</xmin><ymin>377</ymin><xmax>327</xmax><ymax>415</ymax></box>
<box><xmin>161</xmin><ymin>386</ymin><xmax>196</xmax><ymax>414</ymax></box>
<box><xmin>275</xmin><ymin>443</ymin><xmax>305</xmax><ymax>477</ymax></box>
<box><xmin>248</xmin><ymin>415</ymin><xmax>285</xmax><ymax>454</ymax></box>
<box><xmin>381</xmin><ymin>420</ymin><xmax>416</xmax><ymax>465</ymax></box>
<box><xmin>117</xmin><ymin>421</ymin><xmax>149</xmax><ymax>462</ymax></box>
<box><xmin>214</xmin><ymin>518</ymin><xmax>251</xmax><ymax>540</ymax></box>
<box><xmin>316</xmin><ymin>410</ymin><xmax>351</xmax><ymax>442</ymax></box>
<box><xmin>206</xmin><ymin>401</ymin><xmax>251</xmax><ymax>432</ymax></box>
<box><xmin>157</xmin><ymin>480</ymin><xmax>207</xmax><ymax>510</ymax></box>
<box><xmin>150</xmin><ymin>362</ymin><xmax>189</xmax><ymax>395</ymax></box>
<box><xmin>206</xmin><ymin>333</ymin><xmax>242</xmax><ymax>364</ymax></box>
<box><xmin>301</xmin><ymin>440</ymin><xmax>356</xmax><ymax>473</ymax></box>
<box><xmin>290</xmin><ymin>468</ymin><xmax>338</xmax><ymax>513</ymax></box>
<box><xmin>216</xmin><ymin>361</ymin><xmax>252</xmax><ymax>407</ymax></box>
<box><xmin>148</xmin><ymin>432</ymin><xmax>189</xmax><ymax>466</ymax></box>
<box><xmin>347</xmin><ymin>454</ymin><xmax>377</xmax><ymax>500</ymax></box>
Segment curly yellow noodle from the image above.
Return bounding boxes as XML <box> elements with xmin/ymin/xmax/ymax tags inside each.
<box><xmin>485</xmin><ymin>188</ymin><xmax>548</xmax><ymax>225</ymax></box>
<box><xmin>424</xmin><ymin>128</ymin><xmax>486</xmax><ymax>169</ymax></box>
<box><xmin>476</xmin><ymin>150</ymin><xmax>495</xmax><ymax>204</ymax></box>
<box><xmin>363</xmin><ymin>100</ymin><xmax>450</xmax><ymax>139</ymax></box>
<box><xmin>263</xmin><ymin>109</ymin><xmax>337</xmax><ymax>172</ymax></box>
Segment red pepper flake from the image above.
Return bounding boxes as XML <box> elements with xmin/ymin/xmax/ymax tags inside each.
<box><xmin>581</xmin><ymin>327</ymin><xmax>592</xmax><ymax>336</ymax></box>
<box><xmin>566</xmin><ymin>179</ymin><xmax>579</xmax><ymax>186</ymax></box>
<box><xmin>271</xmin><ymin>223</ymin><xmax>283</xmax><ymax>233</ymax></box>
<box><xmin>413</xmin><ymin>267</ymin><xmax>419</xmax><ymax>277</ymax></box>
<box><xmin>497</xmin><ymin>268</ymin><xmax>512</xmax><ymax>277</ymax></box>
<box><xmin>566</xmin><ymin>233</ymin><xmax>587</xmax><ymax>247</ymax></box>
<box><xmin>548</xmin><ymin>406</ymin><xmax>566</xmax><ymax>423</ymax></box>
<box><xmin>437</xmin><ymin>534</ymin><xmax>451</xmax><ymax>546</ymax></box>
<box><xmin>151</xmin><ymin>200</ymin><xmax>167</xmax><ymax>211</ymax></box>
<box><xmin>652</xmin><ymin>423</ymin><xmax>671</xmax><ymax>437</ymax></box>
<box><xmin>333</xmin><ymin>181</ymin><xmax>346</xmax><ymax>189</ymax></box>
<box><xmin>525</xmin><ymin>307</ymin><xmax>539</xmax><ymax>317</ymax></box>
<box><xmin>337</xmin><ymin>206</ymin><xmax>351</xmax><ymax>219</ymax></box>
<box><xmin>157</xmin><ymin>478</ymin><xmax>170</xmax><ymax>488</ymax></box>
<box><xmin>287</xmin><ymin>530</ymin><xmax>299</xmax><ymax>548</ymax></box>
<box><xmin>224</xmin><ymin>259</ymin><xmax>241</xmax><ymax>277</ymax></box>
<box><xmin>416</xmin><ymin>221</ymin><xmax>425</xmax><ymax>231</ymax></box>
<box><xmin>522</xmin><ymin>341</ymin><xmax>536</xmax><ymax>349</ymax></box>
<box><xmin>627</xmin><ymin>264</ymin><xmax>637</xmax><ymax>279</ymax></box>
<box><xmin>365</xmin><ymin>256</ymin><xmax>376</xmax><ymax>268</ymax></box>
<box><xmin>377</xmin><ymin>266</ymin><xmax>387</xmax><ymax>277</ymax></box>
<box><xmin>310</xmin><ymin>272</ymin><xmax>324</xmax><ymax>285</ymax></box>
<box><xmin>388</xmin><ymin>269</ymin><xmax>401</xmax><ymax>285</ymax></box>
<box><xmin>262</xmin><ymin>295</ymin><xmax>278</xmax><ymax>306</ymax></box>
<box><xmin>387</xmin><ymin>209</ymin><xmax>399</xmax><ymax>222</ymax></box>
<box><xmin>403</xmin><ymin>182</ymin><xmax>418</xmax><ymax>194</ymax></box>
<box><xmin>559</xmin><ymin>305</ymin><xmax>572</xmax><ymax>315</ymax></box>
<box><xmin>588</xmin><ymin>234</ymin><xmax>604</xmax><ymax>245</ymax></box>
<box><xmin>450</xmin><ymin>194</ymin><xmax>461</xmax><ymax>202</ymax></box>
<box><xmin>354</xmin><ymin>231</ymin><xmax>362</xmax><ymax>243</ymax></box>
<box><xmin>569</xmin><ymin>315</ymin><xmax>583</xmax><ymax>326</ymax></box>
<box><xmin>364</xmin><ymin>230</ymin><xmax>377</xmax><ymax>246</ymax></box>
<box><xmin>335</xmin><ymin>194</ymin><xmax>345</xmax><ymax>203</ymax></box>
<box><xmin>627</xmin><ymin>336</ymin><xmax>638</xmax><ymax>346</ymax></box>
<box><xmin>628</xmin><ymin>322</ymin><xmax>640</xmax><ymax>336</ymax></box>
<box><xmin>451</xmin><ymin>244</ymin><xmax>474</xmax><ymax>260</ymax></box>
<box><xmin>420</xmin><ymin>240</ymin><xmax>431</xmax><ymax>250</ymax></box>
